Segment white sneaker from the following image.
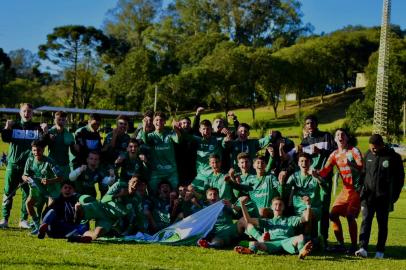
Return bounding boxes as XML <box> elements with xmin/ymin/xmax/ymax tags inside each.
<box><xmin>375</xmin><ymin>252</ymin><xmax>384</xmax><ymax>259</ymax></box>
<box><xmin>355</xmin><ymin>248</ymin><xmax>368</xmax><ymax>258</ymax></box>
<box><xmin>19</xmin><ymin>220</ymin><xmax>30</xmax><ymax>229</ymax></box>
<box><xmin>0</xmin><ymin>219</ymin><xmax>9</xmax><ymax>228</ymax></box>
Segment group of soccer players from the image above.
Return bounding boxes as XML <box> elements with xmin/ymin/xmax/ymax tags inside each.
<box><xmin>0</xmin><ymin>103</ymin><xmax>404</xmax><ymax>260</ymax></box>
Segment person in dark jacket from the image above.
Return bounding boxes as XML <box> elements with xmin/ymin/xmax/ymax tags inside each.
<box><xmin>355</xmin><ymin>134</ymin><xmax>404</xmax><ymax>259</ymax></box>
<box><xmin>37</xmin><ymin>181</ymin><xmax>86</xmax><ymax>239</ymax></box>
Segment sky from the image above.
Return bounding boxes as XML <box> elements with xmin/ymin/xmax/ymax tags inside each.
<box><xmin>0</xmin><ymin>0</ymin><xmax>405</xmax><ymax>54</ymax></box>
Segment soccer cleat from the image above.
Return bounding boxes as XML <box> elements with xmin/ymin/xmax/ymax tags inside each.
<box><xmin>355</xmin><ymin>248</ymin><xmax>368</xmax><ymax>258</ymax></box>
<box><xmin>19</xmin><ymin>220</ymin><xmax>31</xmax><ymax>229</ymax></box>
<box><xmin>197</xmin><ymin>238</ymin><xmax>210</xmax><ymax>248</ymax></box>
<box><xmin>374</xmin><ymin>252</ymin><xmax>384</xmax><ymax>259</ymax></box>
<box><xmin>298</xmin><ymin>241</ymin><xmax>313</xmax><ymax>260</ymax></box>
<box><xmin>0</xmin><ymin>219</ymin><xmax>9</xmax><ymax>228</ymax></box>
<box><xmin>234</xmin><ymin>246</ymin><xmax>254</xmax><ymax>254</ymax></box>
<box><xmin>37</xmin><ymin>223</ymin><xmax>48</xmax><ymax>239</ymax></box>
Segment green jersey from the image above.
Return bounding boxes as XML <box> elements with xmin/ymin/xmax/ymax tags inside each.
<box><xmin>259</xmin><ymin>215</ymin><xmax>302</xmax><ymax>240</ymax></box>
<box><xmin>23</xmin><ymin>155</ymin><xmax>62</xmax><ymax>198</ymax></box>
<box><xmin>146</xmin><ymin>197</ymin><xmax>172</xmax><ymax>230</ymax></box>
<box><xmin>117</xmin><ymin>152</ymin><xmax>145</xmax><ymax>182</ymax></box>
<box><xmin>285</xmin><ymin>171</ymin><xmax>324</xmax><ymax>218</ymax></box>
<box><xmin>141</xmin><ymin>129</ymin><xmax>179</xmax><ymax>175</ymax></box>
<box><xmin>47</xmin><ymin>126</ymin><xmax>74</xmax><ymax>166</ymax></box>
<box><xmin>224</xmin><ymin>136</ymin><xmax>272</xmax><ymax>170</ymax></box>
<box><xmin>103</xmin><ymin>131</ymin><xmax>131</xmax><ymax>162</ymax></box>
<box><xmin>206</xmin><ymin>172</ymin><xmax>235</xmax><ymax>201</ymax></box>
<box><xmin>191</xmin><ymin>136</ymin><xmax>224</xmax><ymax>176</ymax></box>
<box><xmin>247</xmin><ymin>174</ymin><xmax>280</xmax><ymax>209</ymax></box>
<box><xmin>72</xmin><ymin>167</ymin><xmax>105</xmax><ymax>198</ymax></box>
<box><xmin>101</xmin><ymin>181</ymin><xmax>142</xmax><ymax>219</ymax></box>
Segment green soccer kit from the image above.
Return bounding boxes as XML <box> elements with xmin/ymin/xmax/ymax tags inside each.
<box><xmin>224</xmin><ymin>136</ymin><xmax>272</xmax><ymax>170</ymax></box>
<box><xmin>23</xmin><ymin>155</ymin><xmax>63</xmax><ymax>203</ymax></box>
<box><xmin>80</xmin><ymin>181</ymin><xmax>142</xmax><ymax>234</ymax></box>
<box><xmin>117</xmin><ymin>152</ymin><xmax>146</xmax><ymax>182</ymax></box>
<box><xmin>47</xmin><ymin>126</ymin><xmax>74</xmax><ymax>179</ymax></box>
<box><xmin>284</xmin><ymin>171</ymin><xmax>324</xmax><ymax>220</ymax></box>
<box><xmin>1</xmin><ymin>120</ymin><xmax>44</xmax><ymax>221</ymax></box>
<box><xmin>246</xmin><ymin>215</ymin><xmax>305</xmax><ymax>254</ymax></box>
<box><xmin>141</xmin><ymin>129</ymin><xmax>179</xmax><ymax>192</ymax></box>
<box><xmin>247</xmin><ymin>174</ymin><xmax>280</xmax><ymax>210</ymax></box>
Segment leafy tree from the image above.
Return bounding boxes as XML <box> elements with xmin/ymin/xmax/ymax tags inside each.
<box><xmin>108</xmin><ymin>48</ymin><xmax>158</xmax><ymax>111</ymax></box>
<box><xmin>8</xmin><ymin>49</ymin><xmax>39</xmax><ymax>79</ymax></box>
<box><xmin>346</xmin><ymin>35</ymin><xmax>406</xmax><ymax>140</ymax></box>
<box><xmin>38</xmin><ymin>25</ymin><xmax>110</xmax><ymax>107</ymax></box>
<box><xmin>104</xmin><ymin>0</ymin><xmax>162</xmax><ymax>48</ymax></box>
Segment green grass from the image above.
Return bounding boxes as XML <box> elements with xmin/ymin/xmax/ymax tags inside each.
<box><xmin>1</xmin><ymin>164</ymin><xmax>406</xmax><ymax>269</ymax></box>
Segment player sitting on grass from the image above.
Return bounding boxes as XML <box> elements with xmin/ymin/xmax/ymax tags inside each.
<box><xmin>197</xmin><ymin>187</ymin><xmax>243</xmax><ymax>249</ymax></box>
<box><xmin>318</xmin><ymin>129</ymin><xmax>363</xmax><ymax>253</ymax></box>
<box><xmin>69</xmin><ymin>151</ymin><xmax>115</xmax><ymax>198</ymax></box>
<box><xmin>37</xmin><ymin>181</ymin><xmax>87</xmax><ymax>239</ymax></box>
<box><xmin>143</xmin><ymin>180</ymin><xmax>180</xmax><ymax>233</ymax></box>
<box><xmin>69</xmin><ymin>176</ymin><xmax>144</xmax><ymax>242</ymax></box>
<box><xmin>234</xmin><ymin>196</ymin><xmax>313</xmax><ymax>259</ymax></box>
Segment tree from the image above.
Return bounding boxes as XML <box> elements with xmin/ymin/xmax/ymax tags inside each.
<box><xmin>38</xmin><ymin>25</ymin><xmax>110</xmax><ymax>107</ymax></box>
<box><xmin>200</xmin><ymin>42</ymin><xmax>250</xmax><ymax>117</ymax></box>
<box><xmin>8</xmin><ymin>49</ymin><xmax>39</xmax><ymax>79</ymax></box>
<box><xmin>252</xmin><ymin>48</ymin><xmax>290</xmax><ymax>118</ymax></box>
<box><xmin>107</xmin><ymin>48</ymin><xmax>158</xmax><ymax>111</ymax></box>
<box><xmin>346</xmin><ymin>35</ymin><xmax>406</xmax><ymax>140</ymax></box>
<box><xmin>104</xmin><ymin>0</ymin><xmax>162</xmax><ymax>48</ymax></box>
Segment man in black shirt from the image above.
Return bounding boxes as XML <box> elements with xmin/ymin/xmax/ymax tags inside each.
<box><xmin>355</xmin><ymin>134</ymin><xmax>404</xmax><ymax>259</ymax></box>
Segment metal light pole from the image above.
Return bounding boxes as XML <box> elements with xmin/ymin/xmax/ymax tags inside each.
<box><xmin>372</xmin><ymin>0</ymin><xmax>391</xmax><ymax>135</ymax></box>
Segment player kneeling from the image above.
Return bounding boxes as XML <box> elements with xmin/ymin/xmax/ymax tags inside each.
<box><xmin>234</xmin><ymin>196</ymin><xmax>313</xmax><ymax>259</ymax></box>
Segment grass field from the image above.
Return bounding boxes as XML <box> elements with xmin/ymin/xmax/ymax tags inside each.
<box><xmin>0</xmin><ymin>165</ymin><xmax>405</xmax><ymax>269</ymax></box>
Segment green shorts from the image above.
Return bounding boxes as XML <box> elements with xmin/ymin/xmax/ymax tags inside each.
<box><xmin>262</xmin><ymin>237</ymin><xmax>298</xmax><ymax>254</ymax></box>
<box><xmin>80</xmin><ymin>196</ymin><xmax>114</xmax><ymax>233</ymax></box>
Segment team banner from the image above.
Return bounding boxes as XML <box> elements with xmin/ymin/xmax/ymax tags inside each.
<box><xmin>100</xmin><ymin>201</ymin><xmax>224</xmax><ymax>245</ymax></box>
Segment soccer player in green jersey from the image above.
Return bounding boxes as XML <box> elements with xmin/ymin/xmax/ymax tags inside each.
<box><xmin>115</xmin><ymin>138</ymin><xmax>147</xmax><ymax>182</ymax></box>
<box><xmin>203</xmin><ymin>154</ymin><xmax>236</xmax><ymax>201</ymax></box>
<box><xmin>197</xmin><ymin>187</ymin><xmax>244</xmax><ymax>248</ymax></box>
<box><xmin>190</xmin><ymin>120</ymin><xmax>229</xmax><ymax>193</ymax></box>
<box><xmin>234</xmin><ymin>196</ymin><xmax>313</xmax><ymax>259</ymax></box>
<box><xmin>1</xmin><ymin>103</ymin><xmax>48</xmax><ymax>229</ymax></box>
<box><xmin>224</xmin><ymin>123</ymin><xmax>272</xmax><ymax>171</ymax></box>
<box><xmin>245</xmin><ymin>156</ymin><xmax>280</xmax><ymax>218</ymax></box>
<box><xmin>22</xmin><ymin>140</ymin><xmax>63</xmax><ymax>233</ymax></box>
<box><xmin>69</xmin><ymin>151</ymin><xmax>115</xmax><ymax>198</ymax></box>
<box><xmin>282</xmin><ymin>152</ymin><xmax>326</xmax><ymax>240</ymax></box>
<box><xmin>140</xmin><ymin>111</ymin><xmax>181</xmax><ymax>192</ymax></box>
<box><xmin>47</xmin><ymin>111</ymin><xmax>75</xmax><ymax>180</ymax></box>
<box><xmin>70</xmin><ymin>176</ymin><xmax>143</xmax><ymax>242</ymax></box>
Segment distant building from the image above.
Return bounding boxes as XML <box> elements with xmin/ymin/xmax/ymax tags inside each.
<box><xmin>356</xmin><ymin>73</ymin><xmax>367</xmax><ymax>88</ymax></box>
<box><xmin>285</xmin><ymin>93</ymin><xmax>297</xmax><ymax>101</ymax></box>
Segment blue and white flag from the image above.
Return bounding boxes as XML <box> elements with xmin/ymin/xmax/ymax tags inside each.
<box><xmin>123</xmin><ymin>201</ymin><xmax>224</xmax><ymax>245</ymax></box>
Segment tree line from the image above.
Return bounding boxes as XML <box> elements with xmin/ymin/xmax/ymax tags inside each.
<box><xmin>0</xmin><ymin>0</ymin><xmax>405</xmax><ymax>137</ymax></box>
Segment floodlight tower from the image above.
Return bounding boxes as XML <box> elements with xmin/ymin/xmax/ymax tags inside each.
<box><xmin>372</xmin><ymin>0</ymin><xmax>391</xmax><ymax>135</ymax></box>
